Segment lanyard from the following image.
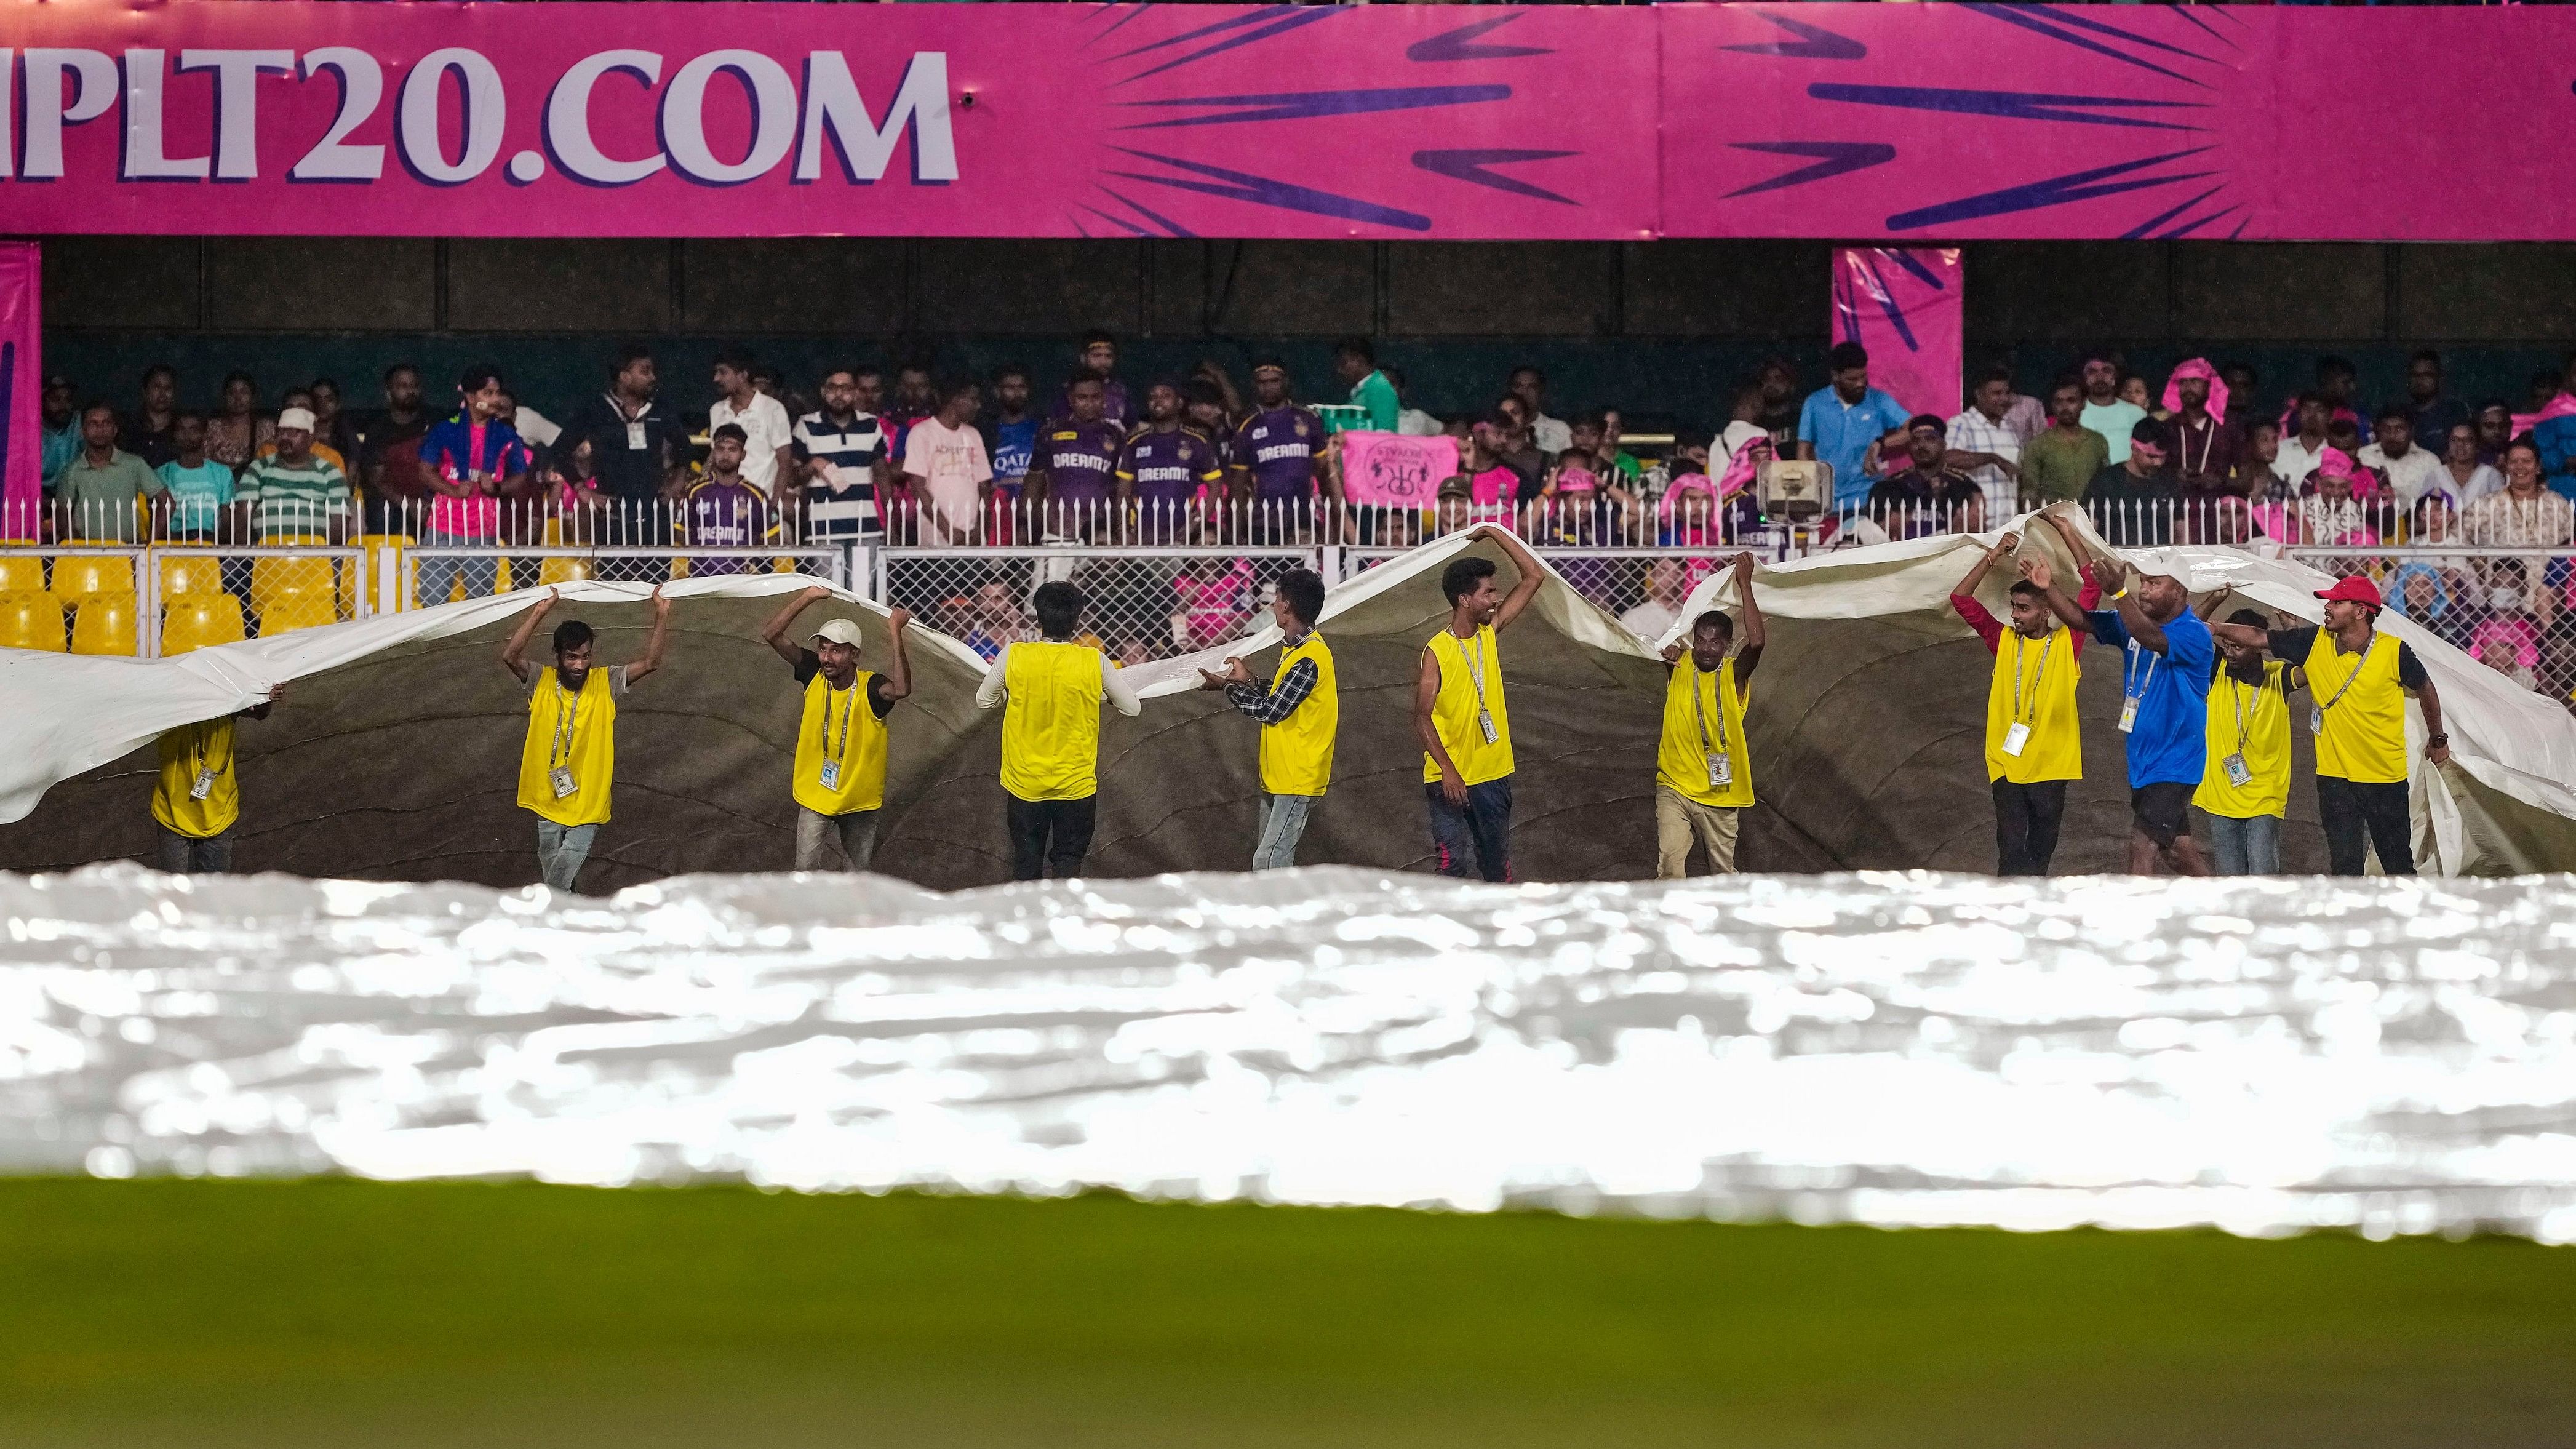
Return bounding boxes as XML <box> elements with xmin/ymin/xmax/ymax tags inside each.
<box><xmin>2124</xmin><ymin>640</ymin><xmax>2158</xmax><ymax>702</ymax></box>
<box><xmin>551</xmin><ymin>676</ymin><xmax>582</xmax><ymax>767</ymax></box>
<box><xmin>1459</xmin><ymin>629</ymin><xmax>1491</xmax><ymax>711</ymax></box>
<box><xmin>2011</xmin><ymin>629</ymin><xmax>2055</xmax><ymax>723</ymax></box>
<box><xmin>819</xmin><ymin>679</ymin><xmax>858</xmax><ymax>762</ymax></box>
<box><xmin>2316</xmin><ymin>631</ymin><xmax>2375</xmax><ymax>715</ymax></box>
<box><xmin>1689</xmin><ymin>664</ymin><xmax>1723</xmax><ymax>752</ymax></box>
<box><xmin>2230</xmin><ymin>673</ymin><xmax>2257</xmax><ymax>751</ymax></box>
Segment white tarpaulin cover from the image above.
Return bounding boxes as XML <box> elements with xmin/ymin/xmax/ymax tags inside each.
<box><xmin>2</xmin><ymin>508</ymin><xmax>2572</xmax><ymax>873</ymax></box>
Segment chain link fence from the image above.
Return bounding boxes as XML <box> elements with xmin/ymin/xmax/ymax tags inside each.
<box><xmin>875</xmin><ymin>547</ymin><xmax>1314</xmax><ymax>666</ymax></box>
<box><xmin>2282</xmin><ymin>546</ymin><xmax>2576</xmax><ymax>707</ymax></box>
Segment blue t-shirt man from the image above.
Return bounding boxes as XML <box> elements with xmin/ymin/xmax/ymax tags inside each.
<box><xmin>1798</xmin><ymin>367</ymin><xmax>1913</xmax><ymax>509</ymax></box>
<box><xmin>2087</xmin><ymin>582</ymin><xmax>2215</xmax><ymax>869</ymax></box>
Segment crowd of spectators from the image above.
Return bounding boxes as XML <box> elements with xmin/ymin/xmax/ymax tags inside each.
<box><xmin>29</xmin><ymin>332</ymin><xmax>2576</xmax><ymax>697</ymax></box>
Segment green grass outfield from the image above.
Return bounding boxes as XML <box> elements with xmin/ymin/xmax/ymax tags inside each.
<box><xmin>1</xmin><ymin>1179</ymin><xmax>2569</xmax><ymax>1447</ymax></box>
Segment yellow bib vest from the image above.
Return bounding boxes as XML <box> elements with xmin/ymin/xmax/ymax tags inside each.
<box><xmin>2196</xmin><ymin>659</ymin><xmax>2294</xmax><ymax>819</ymax></box>
<box><xmin>792</xmin><ymin>669</ymin><xmax>888</xmax><ymax>815</ymax></box>
<box><xmin>152</xmin><ymin>717</ymin><xmax>239</xmax><ymax>839</ymax></box>
<box><xmin>1421</xmin><ymin>623</ymin><xmax>1514</xmax><ymax>786</ymax></box>
<box><xmin>1259</xmin><ymin>633</ymin><xmax>1337</xmax><ymax>797</ymax></box>
<box><xmin>1002</xmin><ymin>641</ymin><xmax>1106</xmax><ymax>802</ymax></box>
<box><xmin>2307</xmin><ymin>629</ymin><xmax>2409</xmax><ymax>784</ymax></box>
<box><xmin>1656</xmin><ymin>660</ymin><xmax>1754</xmax><ymax>808</ymax></box>
<box><xmin>1984</xmin><ymin>621</ymin><xmax>2084</xmax><ymax>784</ymax></box>
<box><xmin>517</xmin><ymin>666</ymin><xmax>619</xmax><ymax>827</ymax></box>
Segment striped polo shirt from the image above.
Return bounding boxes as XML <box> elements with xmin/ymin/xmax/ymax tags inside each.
<box><xmin>237</xmin><ymin>452</ymin><xmax>351</xmax><ymax>540</ymax></box>
<box><xmin>793</xmin><ymin>409</ymin><xmax>885</xmax><ymax>541</ymax></box>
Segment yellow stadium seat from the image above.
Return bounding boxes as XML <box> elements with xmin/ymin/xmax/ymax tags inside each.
<box><xmin>0</xmin><ymin>557</ymin><xmax>46</xmax><ymax>595</ymax></box>
<box><xmin>50</xmin><ymin>554</ymin><xmax>136</xmax><ymax>609</ymax></box>
<box><xmin>250</xmin><ymin>555</ymin><xmax>337</xmax><ymax>613</ymax></box>
<box><xmin>0</xmin><ymin>593</ymin><xmax>65</xmax><ymax>652</ymax></box>
<box><xmin>162</xmin><ymin>595</ymin><xmax>247</xmax><ymax>655</ymax></box>
<box><xmin>71</xmin><ymin>596</ymin><xmax>138</xmax><ymax>656</ymax></box>
<box><xmin>770</xmin><ymin>557</ymin><xmax>798</xmax><ymax>574</ymax></box>
<box><xmin>157</xmin><ymin>548</ymin><xmax>226</xmax><ymax>601</ymax></box>
<box><xmin>494</xmin><ymin>558</ymin><xmax>515</xmax><ymax>592</ymax></box>
<box><xmin>669</xmin><ymin>557</ymin><xmax>692</xmax><ymax>580</ymax></box>
<box><xmin>257</xmin><ymin>593</ymin><xmax>339</xmax><ymax>636</ymax></box>
<box><xmin>536</xmin><ymin>556</ymin><xmax>592</xmax><ymax>587</ymax></box>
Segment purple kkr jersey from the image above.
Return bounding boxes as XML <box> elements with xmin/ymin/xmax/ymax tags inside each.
<box><xmin>1232</xmin><ymin>406</ymin><xmax>1323</xmax><ymax>499</ymax></box>
<box><xmin>1120</xmin><ymin>427</ymin><xmax>1223</xmax><ymax>503</ymax></box>
<box><xmin>686</xmin><ymin>477</ymin><xmax>768</xmax><ymax>574</ymax></box>
<box><xmin>1034</xmin><ymin>418</ymin><xmax>1124</xmax><ymax>501</ymax></box>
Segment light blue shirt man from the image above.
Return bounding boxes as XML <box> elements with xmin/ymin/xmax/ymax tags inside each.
<box><xmin>1798</xmin><ymin>380</ymin><xmax>1912</xmax><ymax>509</ymax></box>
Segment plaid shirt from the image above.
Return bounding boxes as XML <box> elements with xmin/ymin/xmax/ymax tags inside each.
<box><xmin>1224</xmin><ymin>655</ymin><xmax>1319</xmax><ymax>726</ymax></box>
<box><xmin>1945</xmin><ymin>407</ymin><xmax>2022</xmax><ymax>517</ymax></box>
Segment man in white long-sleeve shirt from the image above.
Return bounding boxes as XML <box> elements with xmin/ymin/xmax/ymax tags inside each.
<box><xmin>975</xmin><ymin>580</ymin><xmax>1142</xmax><ymax>879</ymax></box>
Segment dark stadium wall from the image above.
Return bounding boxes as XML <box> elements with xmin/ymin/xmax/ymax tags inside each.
<box><xmin>35</xmin><ymin>237</ymin><xmax>2576</xmax><ymax>434</ymax></box>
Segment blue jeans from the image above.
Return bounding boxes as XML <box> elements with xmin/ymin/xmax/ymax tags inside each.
<box><xmin>415</xmin><ymin>530</ymin><xmax>501</xmax><ymax>607</ymax></box>
<box><xmin>1426</xmin><ymin>776</ymin><xmax>1512</xmax><ymax>882</ymax></box>
<box><xmin>1253</xmin><ymin>792</ymin><xmax>1318</xmax><ymax>871</ymax></box>
<box><xmin>2205</xmin><ymin>812</ymin><xmax>2281</xmax><ymax>875</ymax></box>
<box><xmin>535</xmin><ymin>820</ymin><xmax>599</xmax><ymax>893</ymax></box>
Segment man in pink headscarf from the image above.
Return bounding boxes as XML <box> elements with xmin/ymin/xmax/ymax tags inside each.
<box><xmin>2162</xmin><ymin>359</ymin><xmax>2238</xmax><ymax>497</ymax></box>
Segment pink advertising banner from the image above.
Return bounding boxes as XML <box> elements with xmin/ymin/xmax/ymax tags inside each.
<box><xmin>9</xmin><ymin>5</ymin><xmax>2575</xmax><ymax>242</ymax></box>
<box><xmin>1665</xmin><ymin>5</ymin><xmax>2576</xmax><ymax>242</ymax></box>
<box><xmin>0</xmin><ymin>2</ymin><xmax>1657</xmax><ymax>239</ymax></box>
<box><xmin>1831</xmin><ymin>247</ymin><xmax>1960</xmax><ymax>423</ymax></box>
<box><xmin>0</xmin><ymin>245</ymin><xmax>39</xmax><ymax>543</ymax></box>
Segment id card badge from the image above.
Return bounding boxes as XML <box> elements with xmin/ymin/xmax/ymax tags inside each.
<box><xmin>626</xmin><ymin>421</ymin><xmax>648</xmax><ymax>450</ymax></box>
<box><xmin>818</xmin><ymin>760</ymin><xmax>842</xmax><ymax>791</ymax></box>
<box><xmin>1707</xmin><ymin>752</ymin><xmax>1733</xmax><ymax>788</ymax></box>
<box><xmin>2222</xmin><ymin>752</ymin><xmax>2252</xmax><ymax>788</ymax></box>
<box><xmin>1477</xmin><ymin>709</ymin><xmax>1499</xmax><ymax>745</ymax></box>
<box><xmin>549</xmin><ymin>766</ymin><xmax>578</xmax><ymax>799</ymax></box>
<box><xmin>189</xmin><ymin>766</ymin><xmax>217</xmax><ymax>801</ymax></box>
<box><xmin>2118</xmin><ymin>697</ymin><xmax>2140</xmax><ymax>734</ymax></box>
<box><xmin>2001</xmin><ymin>722</ymin><xmax>2032</xmax><ymax>758</ymax></box>
<box><xmin>2310</xmin><ymin>705</ymin><xmax>2325</xmax><ymax>736</ymax></box>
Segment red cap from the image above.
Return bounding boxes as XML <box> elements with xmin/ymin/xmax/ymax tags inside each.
<box><xmin>2315</xmin><ymin>575</ymin><xmax>2382</xmax><ymax>610</ymax></box>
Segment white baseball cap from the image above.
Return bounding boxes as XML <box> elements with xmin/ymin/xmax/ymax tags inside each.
<box><xmin>276</xmin><ymin>406</ymin><xmax>317</xmax><ymax>432</ymax></box>
<box><xmin>810</xmin><ymin>618</ymin><xmax>864</xmax><ymax>647</ymax></box>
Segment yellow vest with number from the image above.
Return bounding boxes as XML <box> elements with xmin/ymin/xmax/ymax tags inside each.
<box><xmin>1002</xmin><ymin>641</ymin><xmax>1105</xmax><ymax>802</ymax></box>
<box><xmin>2307</xmin><ymin>629</ymin><xmax>2408</xmax><ymax>784</ymax></box>
<box><xmin>792</xmin><ymin>669</ymin><xmax>888</xmax><ymax>815</ymax></box>
<box><xmin>1421</xmin><ymin>624</ymin><xmax>1515</xmax><ymax>786</ymax></box>
<box><xmin>1984</xmin><ymin>622</ymin><xmax>2084</xmax><ymax>784</ymax></box>
<box><xmin>152</xmin><ymin>718</ymin><xmax>239</xmax><ymax>839</ymax></box>
<box><xmin>1259</xmin><ymin>633</ymin><xmax>1338</xmax><ymax>797</ymax></box>
<box><xmin>1656</xmin><ymin>660</ymin><xmax>1753</xmax><ymax>808</ymax></box>
<box><xmin>2195</xmin><ymin>660</ymin><xmax>2292</xmax><ymax>818</ymax></box>
<box><xmin>517</xmin><ymin>666</ymin><xmax>619</xmax><ymax>826</ymax></box>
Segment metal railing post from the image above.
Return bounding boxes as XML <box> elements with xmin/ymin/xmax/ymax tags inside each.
<box><xmin>137</xmin><ymin>548</ymin><xmax>158</xmax><ymax>658</ymax></box>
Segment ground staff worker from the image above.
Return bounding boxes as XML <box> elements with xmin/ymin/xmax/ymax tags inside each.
<box><xmin>1653</xmin><ymin>554</ymin><xmax>1765</xmax><ymax>877</ymax></box>
<box><xmin>977</xmin><ymin>581</ymin><xmax>1141</xmax><ymax>879</ymax></box>
<box><xmin>1947</xmin><ymin>515</ymin><xmax>2099</xmax><ymax>876</ymax></box>
<box><xmin>1198</xmin><ymin>569</ymin><xmax>1337</xmax><ymax>871</ymax></box>
<box><xmin>2059</xmin><ymin>546</ymin><xmax>2215</xmax><ymax>876</ymax></box>
<box><xmin>2212</xmin><ymin>575</ymin><xmax>2449</xmax><ymax>876</ymax></box>
<box><xmin>2194</xmin><ymin>607</ymin><xmax>2299</xmax><ymax>875</ymax></box>
<box><xmin>500</xmin><ymin>586</ymin><xmax>673</xmax><ymax>893</ymax></box>
<box><xmin>150</xmin><ymin>685</ymin><xmax>287</xmax><ymax>874</ymax></box>
<box><xmin>1414</xmin><ymin>525</ymin><xmax>1545</xmax><ymax>882</ymax></box>
<box><xmin>759</xmin><ymin>586</ymin><xmax>914</xmax><ymax>872</ymax></box>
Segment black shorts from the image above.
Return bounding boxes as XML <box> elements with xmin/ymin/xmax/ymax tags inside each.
<box><xmin>2130</xmin><ymin>782</ymin><xmax>2195</xmax><ymax>848</ymax></box>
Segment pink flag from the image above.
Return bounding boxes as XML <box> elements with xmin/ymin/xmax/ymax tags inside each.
<box><xmin>0</xmin><ymin>244</ymin><xmax>39</xmax><ymax>543</ymax></box>
<box><xmin>1831</xmin><ymin>248</ymin><xmax>1963</xmax><ymax>422</ymax></box>
<box><xmin>1341</xmin><ymin>432</ymin><xmax>1459</xmax><ymax>509</ymax></box>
